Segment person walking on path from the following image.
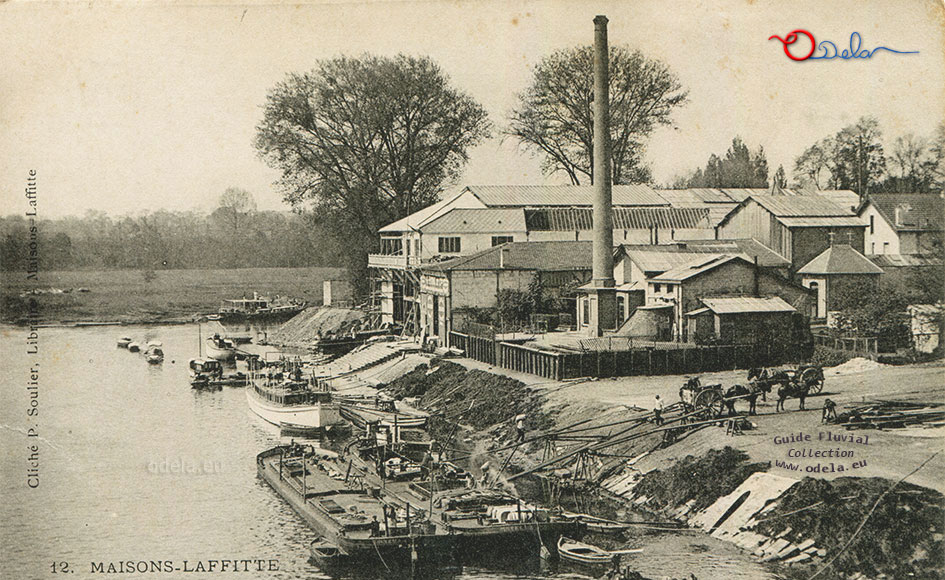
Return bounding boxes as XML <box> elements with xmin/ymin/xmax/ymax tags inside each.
<box><xmin>654</xmin><ymin>395</ymin><xmax>665</xmax><ymax>426</ymax></box>
<box><xmin>514</xmin><ymin>413</ymin><xmax>527</xmax><ymax>443</ymax></box>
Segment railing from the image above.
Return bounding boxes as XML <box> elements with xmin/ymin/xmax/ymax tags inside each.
<box><xmin>812</xmin><ymin>332</ymin><xmax>878</xmax><ymax>354</ymax></box>
<box><xmin>367</xmin><ymin>254</ymin><xmax>421</xmax><ymax>269</ymax></box>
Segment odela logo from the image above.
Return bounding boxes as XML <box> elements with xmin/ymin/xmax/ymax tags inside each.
<box><xmin>769</xmin><ymin>30</ymin><xmax>918</xmax><ymax>61</ymax></box>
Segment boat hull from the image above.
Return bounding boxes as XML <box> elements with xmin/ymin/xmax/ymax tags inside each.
<box><xmin>246</xmin><ymin>389</ymin><xmax>341</xmax><ymax>430</ymax></box>
<box><xmin>205</xmin><ymin>340</ymin><xmax>236</xmax><ymax>361</ymax></box>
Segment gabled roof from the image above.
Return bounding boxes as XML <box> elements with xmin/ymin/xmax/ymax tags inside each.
<box><xmin>419</xmin><ymin>208</ymin><xmax>525</xmax><ymax>234</ymax></box>
<box><xmin>422</xmin><ymin>241</ymin><xmax>592</xmax><ymax>273</ymax></box>
<box><xmin>797</xmin><ymin>244</ymin><xmax>884</xmax><ymax>275</ymax></box>
<box><xmin>522</xmin><ymin>207</ymin><xmax>710</xmax><ymax>231</ymax></box>
<box><xmin>656</xmin><ymin>189</ymin><xmax>739</xmax><ymax>204</ymax></box>
<box><xmin>465</xmin><ymin>184</ymin><xmax>667</xmax><ymax>207</ymax></box>
<box><xmin>696</xmin><ymin>296</ymin><xmax>796</xmax><ymax>315</ymax></box>
<box><xmin>621</xmin><ymin>240</ymin><xmax>788</xmax><ymax>272</ymax></box>
<box><xmin>649</xmin><ymin>254</ymin><xmax>749</xmax><ymax>282</ymax></box>
<box><xmin>751</xmin><ymin>194</ymin><xmax>853</xmax><ymax>217</ymax></box>
<box><xmin>378</xmin><ymin>187</ymin><xmax>473</xmax><ymax>233</ymax></box>
<box><xmin>869</xmin><ymin>253</ymin><xmax>944</xmax><ymax>268</ymax></box>
<box><xmin>861</xmin><ymin>193</ymin><xmax>944</xmax><ymax>232</ymax></box>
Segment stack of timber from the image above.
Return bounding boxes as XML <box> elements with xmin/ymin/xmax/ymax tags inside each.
<box><xmin>833</xmin><ymin>400</ymin><xmax>945</xmax><ymax>430</ymax></box>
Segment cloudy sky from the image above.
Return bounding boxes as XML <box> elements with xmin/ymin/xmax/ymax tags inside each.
<box><xmin>1</xmin><ymin>0</ymin><xmax>943</xmax><ymax>218</ymax></box>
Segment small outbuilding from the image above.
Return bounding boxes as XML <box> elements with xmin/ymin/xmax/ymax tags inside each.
<box><xmin>797</xmin><ymin>243</ymin><xmax>884</xmax><ymax>320</ymax></box>
<box><xmin>685</xmin><ymin>296</ymin><xmax>797</xmax><ymax>344</ymax></box>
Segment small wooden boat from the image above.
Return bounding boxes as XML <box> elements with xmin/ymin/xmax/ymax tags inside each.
<box><xmin>309</xmin><ymin>538</ymin><xmax>343</xmax><ymax>565</ymax></box>
<box><xmin>145</xmin><ymin>342</ymin><xmax>165</xmax><ymax>364</ymax></box>
<box><xmin>564</xmin><ymin>513</ymin><xmax>632</xmax><ymax>535</ymax></box>
<box><xmin>558</xmin><ymin>536</ymin><xmax>642</xmax><ymax>566</ymax></box>
<box><xmin>205</xmin><ymin>334</ymin><xmax>237</xmax><ymax>361</ymax></box>
<box><xmin>128</xmin><ymin>342</ymin><xmax>141</xmax><ymax>353</ymax></box>
<box><xmin>117</xmin><ymin>337</ymin><xmax>132</xmax><ymax>348</ymax></box>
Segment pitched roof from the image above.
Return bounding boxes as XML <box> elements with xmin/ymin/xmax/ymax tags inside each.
<box><xmin>777</xmin><ymin>216</ymin><xmax>866</xmax><ymax>227</ymax></box>
<box><xmin>869</xmin><ymin>253</ymin><xmax>944</xmax><ymax>268</ymax></box>
<box><xmin>797</xmin><ymin>244</ymin><xmax>884</xmax><ymax>275</ymax></box>
<box><xmin>656</xmin><ymin>189</ymin><xmax>739</xmax><ymax>204</ymax></box>
<box><xmin>863</xmin><ymin>193</ymin><xmax>944</xmax><ymax>232</ymax></box>
<box><xmin>422</xmin><ymin>241</ymin><xmax>592</xmax><ymax>273</ymax></box>
<box><xmin>419</xmin><ymin>208</ymin><xmax>525</xmax><ymax>234</ymax></box>
<box><xmin>751</xmin><ymin>194</ymin><xmax>853</xmax><ymax>217</ymax></box>
<box><xmin>649</xmin><ymin>254</ymin><xmax>749</xmax><ymax>282</ymax></box>
<box><xmin>672</xmin><ymin>239</ymin><xmax>791</xmax><ymax>268</ymax></box>
<box><xmin>696</xmin><ymin>296</ymin><xmax>797</xmax><ymax>315</ymax></box>
<box><xmin>466</xmin><ymin>184</ymin><xmax>667</xmax><ymax>207</ymax></box>
<box><xmin>523</xmin><ymin>207</ymin><xmax>710</xmax><ymax>231</ymax></box>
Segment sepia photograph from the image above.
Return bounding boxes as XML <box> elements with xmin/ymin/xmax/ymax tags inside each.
<box><xmin>1</xmin><ymin>1</ymin><xmax>944</xmax><ymax>579</ymax></box>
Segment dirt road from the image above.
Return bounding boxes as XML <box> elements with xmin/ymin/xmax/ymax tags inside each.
<box><xmin>537</xmin><ymin>360</ymin><xmax>945</xmax><ymax>492</ymax></box>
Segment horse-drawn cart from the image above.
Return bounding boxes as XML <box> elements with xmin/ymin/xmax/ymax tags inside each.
<box><xmin>678</xmin><ymin>377</ymin><xmax>726</xmax><ymax>419</ymax></box>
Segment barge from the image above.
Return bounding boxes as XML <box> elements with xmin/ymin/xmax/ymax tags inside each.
<box><xmin>256</xmin><ymin>443</ymin><xmax>583</xmax><ymax>568</ymax></box>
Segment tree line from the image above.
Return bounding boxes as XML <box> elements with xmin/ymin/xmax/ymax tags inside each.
<box><xmin>0</xmin><ymin>194</ymin><xmax>343</xmax><ymax>273</ymax></box>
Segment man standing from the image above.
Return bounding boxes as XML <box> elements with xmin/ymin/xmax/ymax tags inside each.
<box><xmin>654</xmin><ymin>395</ymin><xmax>664</xmax><ymax>426</ymax></box>
<box><xmin>514</xmin><ymin>413</ymin><xmax>527</xmax><ymax>443</ymax></box>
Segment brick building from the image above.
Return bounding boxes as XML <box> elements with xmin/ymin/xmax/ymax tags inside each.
<box><xmin>796</xmin><ymin>243</ymin><xmax>884</xmax><ymax>320</ymax></box>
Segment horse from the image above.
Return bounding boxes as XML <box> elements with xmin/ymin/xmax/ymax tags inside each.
<box><xmin>776</xmin><ymin>380</ymin><xmax>811</xmax><ymax>412</ymax></box>
<box><xmin>724</xmin><ymin>384</ymin><xmax>760</xmax><ymax>416</ymax></box>
<box><xmin>748</xmin><ymin>367</ymin><xmax>791</xmax><ymax>402</ymax></box>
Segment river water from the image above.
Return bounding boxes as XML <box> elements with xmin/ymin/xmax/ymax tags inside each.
<box><xmin>1</xmin><ymin>324</ymin><xmax>777</xmax><ymax>580</ymax></box>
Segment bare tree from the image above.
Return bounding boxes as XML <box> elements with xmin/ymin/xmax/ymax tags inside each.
<box><xmin>215</xmin><ymin>187</ymin><xmax>257</xmax><ymax>233</ymax></box>
<box><xmin>255</xmin><ymin>55</ymin><xmax>491</xmax><ymax>291</ymax></box>
<box><xmin>508</xmin><ymin>45</ymin><xmax>688</xmax><ymax>185</ymax></box>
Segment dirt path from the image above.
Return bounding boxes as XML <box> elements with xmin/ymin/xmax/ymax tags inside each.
<box><xmin>536</xmin><ymin>360</ymin><xmax>945</xmax><ymax>492</ymax></box>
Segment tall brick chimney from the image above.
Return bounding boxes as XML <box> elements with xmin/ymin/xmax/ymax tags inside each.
<box><xmin>582</xmin><ymin>15</ymin><xmax>618</xmax><ymax>336</ymax></box>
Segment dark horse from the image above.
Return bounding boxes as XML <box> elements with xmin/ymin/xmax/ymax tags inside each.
<box><xmin>724</xmin><ymin>384</ymin><xmax>761</xmax><ymax>416</ymax></box>
<box><xmin>776</xmin><ymin>381</ymin><xmax>811</xmax><ymax>412</ymax></box>
<box><xmin>748</xmin><ymin>367</ymin><xmax>792</xmax><ymax>402</ymax></box>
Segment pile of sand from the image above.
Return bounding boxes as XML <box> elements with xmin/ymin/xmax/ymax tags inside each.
<box><xmin>829</xmin><ymin>357</ymin><xmax>888</xmax><ymax>375</ymax></box>
<box><xmin>268</xmin><ymin>306</ymin><xmax>368</xmax><ymax>346</ymax></box>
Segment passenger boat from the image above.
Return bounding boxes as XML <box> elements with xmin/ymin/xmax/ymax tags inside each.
<box><xmin>145</xmin><ymin>342</ymin><xmax>164</xmax><ymax>364</ymax></box>
<box><xmin>117</xmin><ymin>336</ymin><xmax>132</xmax><ymax>348</ymax></box>
<box><xmin>246</xmin><ymin>359</ymin><xmax>342</xmax><ymax>432</ymax></box>
<box><xmin>218</xmin><ymin>292</ymin><xmax>305</xmax><ymax>323</ymax></box>
<box><xmin>205</xmin><ymin>334</ymin><xmax>237</xmax><ymax>361</ymax></box>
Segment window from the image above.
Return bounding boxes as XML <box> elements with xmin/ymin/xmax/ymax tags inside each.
<box><xmin>871</xmin><ymin>242</ymin><xmax>875</xmax><ymax>254</ymax></box>
<box><xmin>869</xmin><ymin>215</ymin><xmax>875</xmax><ymax>235</ymax></box>
<box><xmin>582</xmin><ymin>298</ymin><xmax>590</xmax><ymax>327</ymax></box>
<box><xmin>617</xmin><ymin>295</ymin><xmax>626</xmax><ymax>321</ymax></box>
<box><xmin>414</xmin><ymin>239</ymin><xmax>419</xmax><ymax>256</ymax></box>
<box><xmin>882</xmin><ymin>242</ymin><xmax>889</xmax><ymax>254</ymax></box>
<box><xmin>654</xmin><ymin>283</ymin><xmax>662</xmax><ymax>293</ymax></box>
<box><xmin>491</xmin><ymin>236</ymin><xmax>514</xmax><ymax>247</ymax></box>
<box><xmin>438</xmin><ymin>237</ymin><xmax>461</xmax><ymax>253</ymax></box>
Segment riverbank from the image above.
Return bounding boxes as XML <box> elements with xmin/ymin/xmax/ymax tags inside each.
<box><xmin>1</xmin><ymin>266</ymin><xmax>343</xmax><ymax>325</ymax></box>
<box><xmin>374</xmin><ymin>356</ymin><xmax>945</xmax><ymax>580</ymax></box>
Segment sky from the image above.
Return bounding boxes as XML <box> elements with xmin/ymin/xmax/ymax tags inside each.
<box><xmin>1</xmin><ymin>0</ymin><xmax>943</xmax><ymax>218</ymax></box>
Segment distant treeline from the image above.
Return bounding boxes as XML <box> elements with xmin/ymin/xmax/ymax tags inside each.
<box><xmin>0</xmin><ymin>209</ymin><xmax>343</xmax><ymax>272</ymax></box>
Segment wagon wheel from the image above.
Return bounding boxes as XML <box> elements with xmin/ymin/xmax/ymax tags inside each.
<box><xmin>694</xmin><ymin>389</ymin><xmax>725</xmax><ymax>419</ymax></box>
<box><xmin>801</xmin><ymin>368</ymin><xmax>824</xmax><ymax>394</ymax></box>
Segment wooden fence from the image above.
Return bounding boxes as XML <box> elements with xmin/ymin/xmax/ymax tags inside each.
<box><xmin>812</xmin><ymin>332</ymin><xmax>878</xmax><ymax>354</ymax></box>
<box><xmin>450</xmin><ymin>331</ymin><xmax>794</xmax><ymax>380</ymax></box>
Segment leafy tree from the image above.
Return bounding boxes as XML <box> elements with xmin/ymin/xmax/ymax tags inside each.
<box><xmin>792</xmin><ymin>141</ymin><xmax>831</xmax><ymax>189</ymax></box>
<box><xmin>255</xmin><ymin>54</ymin><xmax>491</xmax><ymax>295</ymax></box>
<box><xmin>792</xmin><ymin>117</ymin><xmax>886</xmax><ymax>198</ymax></box>
<box><xmin>214</xmin><ymin>187</ymin><xmax>257</xmax><ymax>234</ymax></box>
<box><xmin>508</xmin><ymin>45</ymin><xmax>688</xmax><ymax>185</ymax></box>
<box><xmin>681</xmin><ymin>137</ymin><xmax>769</xmax><ymax>188</ymax></box>
<box><xmin>880</xmin><ymin>126</ymin><xmax>945</xmax><ymax>193</ymax></box>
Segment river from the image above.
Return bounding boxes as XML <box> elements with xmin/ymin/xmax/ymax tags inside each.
<box><xmin>1</xmin><ymin>324</ymin><xmax>777</xmax><ymax>580</ymax></box>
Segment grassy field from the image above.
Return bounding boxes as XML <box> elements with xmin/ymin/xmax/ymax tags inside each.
<box><xmin>1</xmin><ymin>267</ymin><xmax>345</xmax><ymax>324</ymax></box>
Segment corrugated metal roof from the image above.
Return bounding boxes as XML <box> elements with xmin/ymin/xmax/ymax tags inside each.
<box><xmin>753</xmin><ymin>194</ymin><xmax>852</xmax><ymax>217</ymax></box>
<box><xmin>419</xmin><ymin>208</ymin><xmax>526</xmax><ymax>234</ymax></box>
<box><xmin>777</xmin><ymin>216</ymin><xmax>866</xmax><ymax>227</ymax></box>
<box><xmin>865</xmin><ymin>193</ymin><xmax>944</xmax><ymax>232</ymax></box>
<box><xmin>719</xmin><ymin>189</ymin><xmax>757</xmax><ymax>202</ymax></box>
<box><xmin>650</xmin><ymin>254</ymin><xmax>748</xmax><ymax>282</ymax></box>
<box><xmin>657</xmin><ymin>189</ymin><xmax>738</xmax><ymax>204</ymax></box>
<box><xmin>797</xmin><ymin>244</ymin><xmax>884</xmax><ymax>275</ymax></box>
<box><xmin>870</xmin><ymin>254</ymin><xmax>944</xmax><ymax>268</ymax></box>
<box><xmin>378</xmin><ymin>188</ymin><xmax>468</xmax><ymax>232</ymax></box>
<box><xmin>698</xmin><ymin>296</ymin><xmax>796</xmax><ymax>314</ymax></box>
<box><xmin>422</xmin><ymin>241</ymin><xmax>592</xmax><ymax>273</ymax></box>
<box><xmin>523</xmin><ymin>207</ymin><xmax>710</xmax><ymax>231</ymax></box>
<box><xmin>467</xmin><ymin>185</ymin><xmax>668</xmax><ymax>207</ymax></box>
<box><xmin>672</xmin><ymin>239</ymin><xmax>791</xmax><ymax>267</ymax></box>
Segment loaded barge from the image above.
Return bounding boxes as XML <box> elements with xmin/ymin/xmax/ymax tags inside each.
<box><xmin>256</xmin><ymin>443</ymin><xmax>583</xmax><ymax>568</ymax></box>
